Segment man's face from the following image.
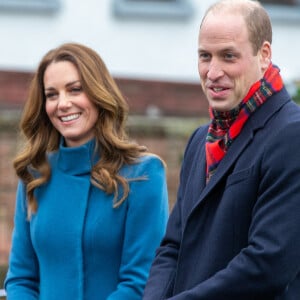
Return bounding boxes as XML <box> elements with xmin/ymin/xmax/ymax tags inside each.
<box><xmin>198</xmin><ymin>12</ymin><xmax>269</xmax><ymax>112</ymax></box>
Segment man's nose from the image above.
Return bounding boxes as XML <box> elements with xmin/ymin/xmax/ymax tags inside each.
<box><xmin>207</xmin><ymin>60</ymin><xmax>224</xmax><ymax>81</ymax></box>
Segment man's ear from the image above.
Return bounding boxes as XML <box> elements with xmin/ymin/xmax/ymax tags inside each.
<box><xmin>259</xmin><ymin>41</ymin><xmax>272</xmax><ymax>72</ymax></box>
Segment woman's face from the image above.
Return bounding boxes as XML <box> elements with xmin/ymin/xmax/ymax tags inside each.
<box><xmin>44</xmin><ymin>61</ymin><xmax>99</xmax><ymax>147</ymax></box>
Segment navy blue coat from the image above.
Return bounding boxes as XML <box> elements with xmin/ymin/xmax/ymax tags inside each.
<box><xmin>144</xmin><ymin>87</ymin><xmax>300</xmax><ymax>300</ymax></box>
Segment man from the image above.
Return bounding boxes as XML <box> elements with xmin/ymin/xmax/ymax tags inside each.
<box><xmin>143</xmin><ymin>0</ymin><xmax>300</xmax><ymax>299</ymax></box>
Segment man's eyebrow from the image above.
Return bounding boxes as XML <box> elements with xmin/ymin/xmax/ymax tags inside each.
<box><xmin>198</xmin><ymin>48</ymin><xmax>207</xmax><ymax>54</ymax></box>
<box><xmin>221</xmin><ymin>47</ymin><xmax>237</xmax><ymax>52</ymax></box>
<box><xmin>198</xmin><ymin>46</ymin><xmax>239</xmax><ymax>55</ymax></box>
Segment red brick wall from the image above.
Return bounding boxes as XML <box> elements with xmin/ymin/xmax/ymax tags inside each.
<box><xmin>116</xmin><ymin>77</ymin><xmax>208</xmax><ymax>117</ymax></box>
<box><xmin>0</xmin><ymin>71</ymin><xmax>33</xmax><ymax>108</ymax></box>
<box><xmin>0</xmin><ymin>70</ymin><xmax>209</xmax><ymax>117</ymax></box>
<box><xmin>0</xmin><ymin>131</ymin><xmax>18</xmax><ymax>265</ymax></box>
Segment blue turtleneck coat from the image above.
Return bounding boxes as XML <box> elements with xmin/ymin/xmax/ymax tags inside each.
<box><xmin>5</xmin><ymin>139</ymin><xmax>168</xmax><ymax>300</ymax></box>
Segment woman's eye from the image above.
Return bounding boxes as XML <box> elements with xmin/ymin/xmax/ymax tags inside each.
<box><xmin>71</xmin><ymin>86</ymin><xmax>82</xmax><ymax>93</ymax></box>
<box><xmin>45</xmin><ymin>93</ymin><xmax>57</xmax><ymax>100</ymax></box>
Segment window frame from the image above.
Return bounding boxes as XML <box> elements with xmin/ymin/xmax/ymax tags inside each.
<box><xmin>112</xmin><ymin>0</ymin><xmax>194</xmax><ymax>20</ymax></box>
<box><xmin>261</xmin><ymin>0</ymin><xmax>300</xmax><ymax>23</ymax></box>
<box><xmin>0</xmin><ymin>0</ymin><xmax>60</xmax><ymax>13</ymax></box>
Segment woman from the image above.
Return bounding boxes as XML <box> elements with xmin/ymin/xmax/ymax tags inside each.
<box><xmin>5</xmin><ymin>42</ymin><xmax>168</xmax><ymax>300</ymax></box>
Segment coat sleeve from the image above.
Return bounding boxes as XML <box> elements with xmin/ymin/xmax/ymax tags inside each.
<box><xmin>142</xmin><ymin>190</ymin><xmax>183</xmax><ymax>300</ymax></box>
<box><xmin>5</xmin><ymin>181</ymin><xmax>40</xmax><ymax>299</ymax></box>
<box><xmin>107</xmin><ymin>155</ymin><xmax>169</xmax><ymax>300</ymax></box>
<box><xmin>151</xmin><ymin>122</ymin><xmax>300</xmax><ymax>299</ymax></box>
<box><xmin>143</xmin><ymin>128</ymin><xmax>202</xmax><ymax>300</ymax></box>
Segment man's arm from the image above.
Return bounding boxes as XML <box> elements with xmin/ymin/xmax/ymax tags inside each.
<box><xmin>162</xmin><ymin>122</ymin><xmax>300</xmax><ymax>299</ymax></box>
<box><xmin>143</xmin><ymin>127</ymin><xmax>205</xmax><ymax>300</ymax></box>
<box><xmin>143</xmin><ymin>193</ymin><xmax>182</xmax><ymax>300</ymax></box>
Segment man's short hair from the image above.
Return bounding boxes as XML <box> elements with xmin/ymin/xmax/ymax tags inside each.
<box><xmin>200</xmin><ymin>0</ymin><xmax>272</xmax><ymax>54</ymax></box>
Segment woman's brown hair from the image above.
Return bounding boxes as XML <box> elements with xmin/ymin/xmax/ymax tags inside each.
<box><xmin>14</xmin><ymin>42</ymin><xmax>150</xmax><ymax>216</ymax></box>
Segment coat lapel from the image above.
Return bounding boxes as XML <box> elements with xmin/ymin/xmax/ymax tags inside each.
<box><xmin>185</xmin><ymin>126</ymin><xmax>208</xmax><ymax>210</ymax></box>
<box><xmin>189</xmin><ymin>88</ymin><xmax>290</xmax><ymax>213</ymax></box>
<box><xmin>200</xmin><ymin>122</ymin><xmax>254</xmax><ymax>200</ymax></box>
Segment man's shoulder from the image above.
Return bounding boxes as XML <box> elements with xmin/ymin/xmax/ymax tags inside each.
<box><xmin>187</xmin><ymin>123</ymin><xmax>209</xmax><ymax>146</ymax></box>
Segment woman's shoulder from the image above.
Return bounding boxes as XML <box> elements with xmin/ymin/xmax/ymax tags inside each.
<box><xmin>121</xmin><ymin>153</ymin><xmax>166</xmax><ymax>178</ymax></box>
<box><xmin>139</xmin><ymin>153</ymin><xmax>164</xmax><ymax>163</ymax></box>
<box><xmin>137</xmin><ymin>153</ymin><xmax>165</xmax><ymax>169</ymax></box>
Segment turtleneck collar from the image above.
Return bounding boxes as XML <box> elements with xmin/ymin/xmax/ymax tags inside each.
<box><xmin>57</xmin><ymin>138</ymin><xmax>99</xmax><ymax>176</ymax></box>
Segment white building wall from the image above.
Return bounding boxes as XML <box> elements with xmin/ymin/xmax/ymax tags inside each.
<box><xmin>0</xmin><ymin>0</ymin><xmax>299</xmax><ymax>84</ymax></box>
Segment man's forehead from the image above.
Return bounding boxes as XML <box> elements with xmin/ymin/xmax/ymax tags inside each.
<box><xmin>200</xmin><ymin>12</ymin><xmax>249</xmax><ymax>40</ymax></box>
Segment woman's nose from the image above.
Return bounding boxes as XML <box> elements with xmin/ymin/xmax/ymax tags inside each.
<box><xmin>57</xmin><ymin>94</ymin><xmax>72</xmax><ymax>109</ymax></box>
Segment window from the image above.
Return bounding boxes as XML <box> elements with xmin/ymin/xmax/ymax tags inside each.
<box><xmin>260</xmin><ymin>0</ymin><xmax>300</xmax><ymax>22</ymax></box>
<box><xmin>112</xmin><ymin>0</ymin><xmax>194</xmax><ymax>20</ymax></box>
<box><xmin>0</xmin><ymin>0</ymin><xmax>60</xmax><ymax>13</ymax></box>
<box><xmin>261</xmin><ymin>0</ymin><xmax>298</xmax><ymax>6</ymax></box>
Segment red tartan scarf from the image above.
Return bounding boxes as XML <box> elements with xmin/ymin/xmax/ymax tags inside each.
<box><xmin>205</xmin><ymin>64</ymin><xmax>283</xmax><ymax>182</ymax></box>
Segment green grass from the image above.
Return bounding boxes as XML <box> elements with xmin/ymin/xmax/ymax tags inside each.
<box><xmin>0</xmin><ymin>265</ymin><xmax>7</xmax><ymax>299</ymax></box>
<box><xmin>0</xmin><ymin>265</ymin><xmax>7</xmax><ymax>286</ymax></box>
<box><xmin>293</xmin><ymin>86</ymin><xmax>300</xmax><ymax>104</ymax></box>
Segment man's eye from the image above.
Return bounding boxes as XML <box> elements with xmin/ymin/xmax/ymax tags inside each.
<box><xmin>224</xmin><ymin>53</ymin><xmax>235</xmax><ymax>60</ymax></box>
<box><xmin>198</xmin><ymin>53</ymin><xmax>210</xmax><ymax>61</ymax></box>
